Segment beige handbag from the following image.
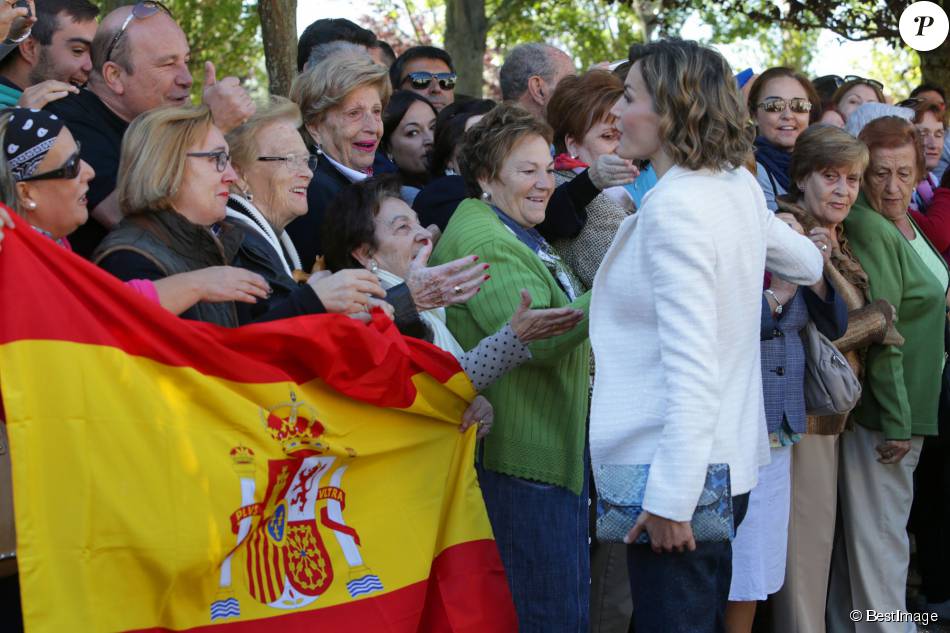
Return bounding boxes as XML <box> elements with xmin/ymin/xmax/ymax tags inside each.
<box><xmin>0</xmin><ymin>422</ymin><xmax>16</xmax><ymax>578</ymax></box>
<box><xmin>802</xmin><ymin>320</ymin><xmax>862</xmax><ymax>416</ymax></box>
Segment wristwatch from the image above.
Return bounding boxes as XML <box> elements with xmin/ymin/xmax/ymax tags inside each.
<box><xmin>764</xmin><ymin>289</ymin><xmax>783</xmax><ymax>315</ymax></box>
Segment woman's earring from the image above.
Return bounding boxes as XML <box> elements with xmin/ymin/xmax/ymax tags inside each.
<box><xmin>369</xmin><ymin>259</ymin><xmax>379</xmax><ymax>273</ymax></box>
<box><xmin>315</xmin><ymin>143</ymin><xmax>324</xmax><ymax>156</ymax></box>
<box><xmin>480</xmin><ymin>191</ymin><xmax>492</xmax><ymax>202</ymax></box>
<box><xmin>241</xmin><ymin>187</ymin><xmax>253</xmax><ymax>202</ymax></box>
<box><xmin>26</xmin><ymin>200</ymin><xmax>36</xmax><ymax>209</ymax></box>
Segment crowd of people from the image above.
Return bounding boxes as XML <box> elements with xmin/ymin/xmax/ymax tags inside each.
<box><xmin>0</xmin><ymin>2</ymin><xmax>948</xmax><ymax>633</ymax></box>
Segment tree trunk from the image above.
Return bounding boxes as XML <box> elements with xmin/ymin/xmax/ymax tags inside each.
<box><xmin>257</xmin><ymin>0</ymin><xmax>297</xmax><ymax>97</ymax></box>
<box><xmin>443</xmin><ymin>0</ymin><xmax>487</xmax><ymax>98</ymax></box>
<box><xmin>919</xmin><ymin>38</ymin><xmax>950</xmax><ymax>94</ymax></box>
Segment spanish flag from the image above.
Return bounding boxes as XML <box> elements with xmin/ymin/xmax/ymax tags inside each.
<box><xmin>0</xmin><ymin>213</ymin><xmax>516</xmax><ymax>632</ymax></box>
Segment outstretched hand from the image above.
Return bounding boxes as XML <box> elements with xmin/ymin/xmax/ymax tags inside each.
<box><xmin>405</xmin><ymin>240</ymin><xmax>488</xmax><ymax>311</ymax></box>
<box><xmin>509</xmin><ymin>289</ymin><xmax>584</xmax><ymax>343</ymax></box>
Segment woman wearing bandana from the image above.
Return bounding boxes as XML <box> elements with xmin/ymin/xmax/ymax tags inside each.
<box><xmin>0</xmin><ymin>107</ymin><xmax>272</xmax><ymax>315</ymax></box>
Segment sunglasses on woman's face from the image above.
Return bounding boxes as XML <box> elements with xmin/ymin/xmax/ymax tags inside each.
<box><xmin>402</xmin><ymin>71</ymin><xmax>457</xmax><ymax>91</ymax></box>
<box><xmin>21</xmin><ymin>142</ymin><xmax>83</xmax><ymax>181</ymax></box>
<box><xmin>757</xmin><ymin>97</ymin><xmax>813</xmax><ymax>114</ymax></box>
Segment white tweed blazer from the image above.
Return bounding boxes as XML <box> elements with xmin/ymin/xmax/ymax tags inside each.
<box><xmin>589</xmin><ymin>165</ymin><xmax>822</xmax><ymax>522</ymax></box>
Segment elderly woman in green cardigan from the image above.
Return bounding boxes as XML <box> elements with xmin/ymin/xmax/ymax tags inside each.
<box><xmin>827</xmin><ymin>116</ymin><xmax>949</xmax><ymax>632</ymax></box>
<box><xmin>431</xmin><ymin>104</ymin><xmax>593</xmax><ymax>632</ymax></box>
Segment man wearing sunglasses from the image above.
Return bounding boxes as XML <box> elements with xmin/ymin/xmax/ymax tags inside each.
<box><xmin>389</xmin><ymin>45</ymin><xmax>456</xmax><ymax>111</ymax></box>
<box><xmin>0</xmin><ymin>0</ymin><xmax>98</xmax><ymax>109</ymax></box>
<box><xmin>45</xmin><ymin>1</ymin><xmax>255</xmax><ymax>258</ymax></box>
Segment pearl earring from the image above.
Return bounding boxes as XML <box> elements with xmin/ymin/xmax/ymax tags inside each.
<box><xmin>369</xmin><ymin>259</ymin><xmax>379</xmax><ymax>273</ymax></box>
<box><xmin>480</xmin><ymin>191</ymin><xmax>492</xmax><ymax>202</ymax></box>
<box><xmin>315</xmin><ymin>143</ymin><xmax>324</xmax><ymax>156</ymax></box>
<box><xmin>26</xmin><ymin>201</ymin><xmax>36</xmax><ymax>209</ymax></box>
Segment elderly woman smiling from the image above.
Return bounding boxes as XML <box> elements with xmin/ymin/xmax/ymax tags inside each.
<box><xmin>827</xmin><ymin>116</ymin><xmax>948</xmax><ymax>632</ymax></box>
<box><xmin>321</xmin><ymin>173</ymin><xmax>583</xmax><ymax>399</ymax></box>
<box><xmin>224</xmin><ymin>96</ymin><xmax>391</xmax><ymax>324</ymax></box>
<box><xmin>288</xmin><ymin>49</ymin><xmax>389</xmax><ymax>267</ymax></box>
<box><xmin>431</xmin><ymin>104</ymin><xmax>593</xmax><ymax>631</ymax></box>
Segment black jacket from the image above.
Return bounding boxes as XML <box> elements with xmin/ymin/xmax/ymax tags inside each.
<box><xmin>412</xmin><ymin>175</ymin><xmax>468</xmax><ymax>232</ymax></box>
<box><xmin>286</xmin><ymin>156</ymin><xmax>351</xmax><ymax>268</ymax></box>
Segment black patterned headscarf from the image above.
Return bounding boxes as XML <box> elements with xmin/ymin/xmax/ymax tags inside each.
<box><xmin>3</xmin><ymin>108</ymin><xmax>65</xmax><ymax>182</ymax></box>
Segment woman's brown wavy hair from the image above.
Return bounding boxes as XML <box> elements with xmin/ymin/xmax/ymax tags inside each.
<box><xmin>628</xmin><ymin>39</ymin><xmax>753</xmax><ymax>171</ymax></box>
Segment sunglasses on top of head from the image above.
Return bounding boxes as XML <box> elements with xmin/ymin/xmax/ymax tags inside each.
<box><xmin>104</xmin><ymin>1</ymin><xmax>173</xmax><ymax>64</ymax></box>
<box><xmin>402</xmin><ymin>71</ymin><xmax>457</xmax><ymax>91</ymax></box>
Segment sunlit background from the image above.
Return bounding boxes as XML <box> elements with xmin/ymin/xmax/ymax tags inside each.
<box><xmin>296</xmin><ymin>0</ymin><xmax>920</xmax><ymax>98</ymax></box>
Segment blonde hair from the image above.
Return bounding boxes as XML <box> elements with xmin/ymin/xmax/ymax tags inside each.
<box><xmin>226</xmin><ymin>96</ymin><xmax>303</xmax><ymax>176</ymax></box>
<box><xmin>0</xmin><ymin>111</ymin><xmax>19</xmax><ymax>214</ymax></box>
<box><xmin>630</xmin><ymin>39</ymin><xmax>753</xmax><ymax>171</ymax></box>
<box><xmin>788</xmin><ymin>125</ymin><xmax>869</xmax><ymax>197</ymax></box>
<box><xmin>290</xmin><ymin>52</ymin><xmax>391</xmax><ymax>149</ymax></box>
<box><xmin>118</xmin><ymin>104</ymin><xmax>215</xmax><ymax>216</ymax></box>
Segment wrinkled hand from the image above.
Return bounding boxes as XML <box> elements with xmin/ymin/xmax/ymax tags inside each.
<box><xmin>191</xmin><ymin>266</ymin><xmax>270</xmax><ymax>303</ymax></box>
<box><xmin>0</xmin><ymin>0</ymin><xmax>34</xmax><ymax>45</ymax></box>
<box><xmin>876</xmin><ymin>439</ymin><xmax>912</xmax><ymax>464</ymax></box>
<box><xmin>808</xmin><ymin>227</ymin><xmax>833</xmax><ymax>264</ymax></box>
<box><xmin>588</xmin><ymin>154</ymin><xmax>638</xmax><ymax>190</ymax></box>
<box><xmin>17</xmin><ymin>80</ymin><xmax>77</xmax><ymax>109</ymax></box>
<box><xmin>307</xmin><ymin>268</ymin><xmax>386</xmax><ymax>314</ymax></box>
<box><xmin>626</xmin><ymin>510</ymin><xmax>695</xmax><ymax>553</ymax></box>
<box><xmin>0</xmin><ymin>203</ymin><xmax>13</xmax><ymax>252</ymax></box>
<box><xmin>202</xmin><ymin>61</ymin><xmax>255</xmax><ymax>133</ymax></box>
<box><xmin>509</xmin><ymin>289</ymin><xmax>584</xmax><ymax>343</ymax></box>
<box><xmin>405</xmin><ymin>239</ymin><xmax>487</xmax><ymax>310</ymax></box>
<box><xmin>459</xmin><ymin>394</ymin><xmax>493</xmax><ymax>439</ymax></box>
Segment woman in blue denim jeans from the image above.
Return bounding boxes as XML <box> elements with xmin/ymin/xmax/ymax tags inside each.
<box><xmin>590</xmin><ymin>39</ymin><xmax>823</xmax><ymax>633</ymax></box>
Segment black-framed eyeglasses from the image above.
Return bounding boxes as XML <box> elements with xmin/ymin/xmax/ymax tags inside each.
<box><xmin>104</xmin><ymin>1</ymin><xmax>173</xmax><ymax>64</ymax></box>
<box><xmin>187</xmin><ymin>148</ymin><xmax>230</xmax><ymax>173</ymax></box>
<box><xmin>20</xmin><ymin>142</ymin><xmax>82</xmax><ymax>182</ymax></box>
<box><xmin>402</xmin><ymin>71</ymin><xmax>457</xmax><ymax>91</ymax></box>
<box><xmin>258</xmin><ymin>154</ymin><xmax>318</xmax><ymax>171</ymax></box>
<box><xmin>757</xmin><ymin>97</ymin><xmax>813</xmax><ymax>114</ymax></box>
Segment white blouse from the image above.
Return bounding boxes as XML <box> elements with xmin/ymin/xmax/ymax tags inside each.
<box><xmin>589</xmin><ymin>165</ymin><xmax>823</xmax><ymax>522</ymax></box>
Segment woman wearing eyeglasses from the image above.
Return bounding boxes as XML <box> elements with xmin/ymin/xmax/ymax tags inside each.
<box><xmin>747</xmin><ymin>68</ymin><xmax>821</xmax><ymax>211</ymax></box>
<box><xmin>94</xmin><ymin>104</ymin><xmax>281</xmax><ymax>327</ymax></box>
<box><xmin>224</xmin><ymin>96</ymin><xmax>393</xmax><ymax>324</ymax></box>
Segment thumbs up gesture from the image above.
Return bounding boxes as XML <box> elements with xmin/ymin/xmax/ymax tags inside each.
<box><xmin>201</xmin><ymin>61</ymin><xmax>255</xmax><ymax>133</ymax></box>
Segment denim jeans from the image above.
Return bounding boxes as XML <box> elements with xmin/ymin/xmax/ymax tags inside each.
<box><xmin>625</xmin><ymin>493</ymin><xmax>750</xmax><ymax>633</ymax></box>
<box><xmin>477</xmin><ymin>463</ymin><xmax>590</xmax><ymax>633</ymax></box>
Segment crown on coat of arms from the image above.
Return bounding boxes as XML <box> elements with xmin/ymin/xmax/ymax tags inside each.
<box><xmin>260</xmin><ymin>391</ymin><xmax>327</xmax><ymax>456</ymax></box>
<box><xmin>229</xmin><ymin>446</ymin><xmax>255</xmax><ymax>465</ymax></box>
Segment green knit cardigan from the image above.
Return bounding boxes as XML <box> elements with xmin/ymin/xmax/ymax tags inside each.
<box><xmin>842</xmin><ymin>192</ymin><xmax>948</xmax><ymax>439</ymax></box>
<box><xmin>431</xmin><ymin>199</ymin><xmax>591</xmax><ymax>494</ymax></box>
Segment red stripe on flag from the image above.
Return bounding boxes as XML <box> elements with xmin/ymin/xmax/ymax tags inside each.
<box><xmin>0</xmin><ymin>212</ymin><xmax>463</xmax><ymax>409</ymax></box>
<box><xmin>126</xmin><ymin>539</ymin><xmax>516</xmax><ymax>632</ymax></box>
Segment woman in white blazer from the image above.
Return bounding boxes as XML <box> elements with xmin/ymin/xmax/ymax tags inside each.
<box><xmin>589</xmin><ymin>39</ymin><xmax>824</xmax><ymax>633</ymax></box>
